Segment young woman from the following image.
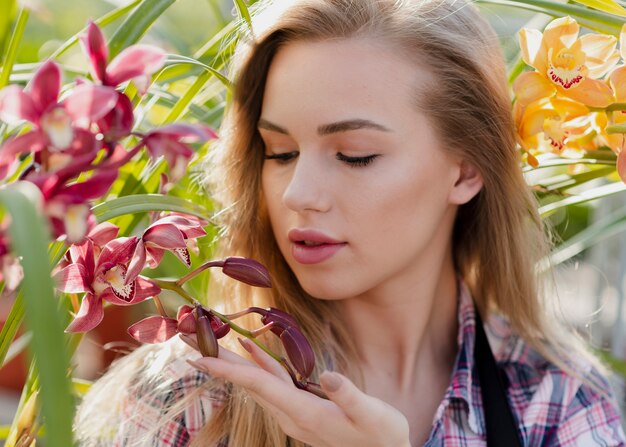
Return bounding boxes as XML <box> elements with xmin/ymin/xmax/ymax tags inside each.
<box><xmin>75</xmin><ymin>0</ymin><xmax>626</xmax><ymax>445</ymax></box>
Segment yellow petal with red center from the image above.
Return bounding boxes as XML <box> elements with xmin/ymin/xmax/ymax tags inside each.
<box><xmin>542</xmin><ymin>16</ymin><xmax>580</xmax><ymax>51</ymax></box>
<box><xmin>547</xmin><ymin>42</ymin><xmax>586</xmax><ymax>89</ymax></box>
<box><xmin>617</xmin><ymin>149</ymin><xmax>626</xmax><ymax>183</ymax></box>
<box><xmin>580</xmin><ymin>33</ymin><xmax>619</xmax><ymax>78</ymax></box>
<box><xmin>543</xmin><ymin>116</ymin><xmax>568</xmax><ymax>153</ymax></box>
<box><xmin>519</xmin><ymin>28</ymin><xmax>547</xmax><ymax>73</ymax></box>
<box><xmin>513</xmin><ymin>71</ymin><xmax>556</xmax><ymax>106</ymax></box>
<box><xmin>562</xmin><ymin>78</ymin><xmax>613</xmax><ymax>108</ymax></box>
<box><xmin>609</xmin><ymin>65</ymin><xmax>626</xmax><ymax>102</ymax></box>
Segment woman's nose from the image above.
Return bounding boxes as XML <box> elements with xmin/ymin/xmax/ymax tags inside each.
<box><xmin>282</xmin><ymin>152</ymin><xmax>331</xmax><ymax>213</ymax></box>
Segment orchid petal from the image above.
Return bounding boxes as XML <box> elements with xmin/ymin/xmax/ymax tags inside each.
<box><xmin>145</xmin><ymin>136</ymin><xmax>193</xmax><ymax>159</ymax></box>
<box><xmin>621</xmin><ymin>23</ymin><xmax>626</xmax><ymax>61</ymax></box>
<box><xmin>65</xmin><ymin>293</ymin><xmax>103</xmax><ymax>333</ymax></box>
<box><xmin>143</xmin><ymin>223</ymin><xmax>186</xmax><ymax>249</ymax></box>
<box><xmin>87</xmin><ymin>222</ymin><xmax>119</xmax><ymax>246</ymax></box>
<box><xmin>69</xmin><ymin>239</ymin><xmax>95</xmax><ymax>277</ymax></box>
<box><xmin>96</xmin><ymin>92</ymin><xmax>134</xmax><ymax>141</ymax></box>
<box><xmin>63</xmin><ymin>84</ymin><xmax>118</xmax><ymax>123</ymax></box>
<box><xmin>80</xmin><ymin>21</ymin><xmax>109</xmax><ymax>83</ymax></box>
<box><xmin>145</xmin><ymin>246</ymin><xmax>165</xmax><ymax>268</ymax></box>
<box><xmin>63</xmin><ymin>203</ymin><xmax>92</xmax><ymax>243</ymax></box>
<box><xmin>177</xmin><ymin>305</ymin><xmax>196</xmax><ymax>334</ymax></box>
<box><xmin>101</xmin><ymin>264</ymin><xmax>135</xmax><ymax>302</ymax></box>
<box><xmin>40</xmin><ymin>107</ymin><xmax>74</xmax><ymax>151</ymax></box>
<box><xmin>519</xmin><ymin>28</ymin><xmax>547</xmax><ymax>74</ymax></box>
<box><xmin>134</xmin><ymin>276</ymin><xmax>161</xmax><ymax>300</ymax></box>
<box><xmin>63</xmin><ymin>168</ymin><xmax>117</xmax><ymax>201</ymax></box>
<box><xmin>280</xmin><ymin>327</ymin><xmax>315</xmax><ymax>378</ymax></box>
<box><xmin>98</xmin><ymin>236</ymin><xmax>138</xmax><ymax>266</ymax></box>
<box><xmin>147</xmin><ymin>124</ymin><xmax>217</xmax><ymax>142</ymax></box>
<box><xmin>513</xmin><ymin>71</ymin><xmax>556</xmax><ymax>106</ymax></box>
<box><xmin>0</xmin><ymin>85</ymin><xmax>39</xmax><ymax>124</ymax></box>
<box><xmin>28</xmin><ymin>60</ymin><xmax>61</xmax><ymax>114</ymax></box>
<box><xmin>0</xmin><ymin>130</ymin><xmax>47</xmax><ymax>165</ymax></box>
<box><xmin>125</xmin><ymin>239</ymin><xmax>146</xmax><ymax>285</ymax></box>
<box><xmin>222</xmin><ymin>256</ymin><xmax>272</xmax><ymax>288</ymax></box>
<box><xmin>542</xmin><ymin>16</ymin><xmax>579</xmax><ymax>51</ymax></box>
<box><xmin>131</xmin><ymin>74</ymin><xmax>151</xmax><ymax>95</ymax></box>
<box><xmin>127</xmin><ymin>316</ymin><xmax>178</xmax><ymax>343</ymax></box>
<box><xmin>106</xmin><ymin>44</ymin><xmax>166</xmax><ymax>87</ymax></box>
<box><xmin>563</xmin><ymin>78</ymin><xmax>614</xmax><ymax>108</ymax></box>
<box><xmin>67</xmin><ymin>127</ymin><xmax>100</xmax><ymax>156</ymax></box>
<box><xmin>610</xmin><ymin>65</ymin><xmax>626</xmax><ymax>102</ymax></box>
<box><xmin>619</xmin><ymin>150</ymin><xmax>626</xmax><ymax>184</ymax></box>
<box><xmin>152</xmin><ymin>214</ymin><xmax>207</xmax><ymax>239</ymax></box>
<box><xmin>54</xmin><ymin>263</ymin><xmax>92</xmax><ymax>293</ymax></box>
<box><xmin>579</xmin><ymin>34</ymin><xmax>619</xmax><ymax>79</ymax></box>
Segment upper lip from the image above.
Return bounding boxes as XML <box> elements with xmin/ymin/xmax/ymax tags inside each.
<box><xmin>288</xmin><ymin>229</ymin><xmax>345</xmax><ymax>244</ymax></box>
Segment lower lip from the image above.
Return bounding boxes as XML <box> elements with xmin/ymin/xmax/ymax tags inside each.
<box><xmin>291</xmin><ymin>242</ymin><xmax>346</xmax><ymax>264</ymax></box>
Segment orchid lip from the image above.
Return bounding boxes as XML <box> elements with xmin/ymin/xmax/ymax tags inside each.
<box><xmin>288</xmin><ymin>229</ymin><xmax>345</xmax><ymax>245</ymax></box>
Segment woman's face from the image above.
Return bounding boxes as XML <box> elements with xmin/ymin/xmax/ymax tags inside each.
<box><xmin>260</xmin><ymin>38</ymin><xmax>475</xmax><ymax>301</ymax></box>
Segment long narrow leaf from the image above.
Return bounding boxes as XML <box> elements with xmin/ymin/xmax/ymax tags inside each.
<box><xmin>0</xmin><ymin>0</ymin><xmax>17</xmax><ymax>58</ymax></box>
<box><xmin>539</xmin><ymin>182</ymin><xmax>626</xmax><ymax>217</ymax></box>
<box><xmin>0</xmin><ymin>182</ymin><xmax>73</xmax><ymax>447</ymax></box>
<box><xmin>572</xmin><ymin>0</ymin><xmax>626</xmax><ymax>16</ymax></box>
<box><xmin>0</xmin><ymin>292</ymin><xmax>24</xmax><ymax>367</ymax></box>
<box><xmin>92</xmin><ymin>194</ymin><xmax>212</xmax><ymax>222</ymax></box>
<box><xmin>108</xmin><ymin>0</ymin><xmax>176</xmax><ymax>59</ymax></box>
<box><xmin>0</xmin><ymin>8</ymin><xmax>29</xmax><ymax>89</ymax></box>
<box><xmin>233</xmin><ymin>0</ymin><xmax>253</xmax><ymax>33</ymax></box>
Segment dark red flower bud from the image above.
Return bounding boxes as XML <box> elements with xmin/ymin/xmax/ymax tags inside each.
<box><xmin>255</xmin><ymin>307</ymin><xmax>301</xmax><ymax>336</ymax></box>
<box><xmin>209</xmin><ymin>313</ymin><xmax>230</xmax><ymax>339</ymax></box>
<box><xmin>280</xmin><ymin>326</ymin><xmax>315</xmax><ymax>379</ymax></box>
<box><xmin>222</xmin><ymin>257</ymin><xmax>272</xmax><ymax>288</ymax></box>
<box><xmin>194</xmin><ymin>305</ymin><xmax>218</xmax><ymax>357</ymax></box>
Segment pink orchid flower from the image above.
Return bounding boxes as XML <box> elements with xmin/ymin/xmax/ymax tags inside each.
<box><xmin>126</xmin><ymin>213</ymin><xmax>207</xmax><ymax>283</ymax></box>
<box><xmin>127</xmin><ymin>304</ymin><xmax>229</xmax><ymax>344</ymax></box>
<box><xmin>55</xmin><ymin>236</ymin><xmax>160</xmax><ymax>332</ymax></box>
<box><xmin>0</xmin><ymin>60</ymin><xmax>118</xmax><ymax>178</ymax></box>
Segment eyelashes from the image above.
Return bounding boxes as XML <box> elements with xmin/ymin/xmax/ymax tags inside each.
<box><xmin>264</xmin><ymin>151</ymin><xmax>379</xmax><ymax>168</ymax></box>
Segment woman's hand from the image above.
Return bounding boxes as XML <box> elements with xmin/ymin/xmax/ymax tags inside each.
<box><xmin>181</xmin><ymin>334</ymin><xmax>411</xmax><ymax>447</ymax></box>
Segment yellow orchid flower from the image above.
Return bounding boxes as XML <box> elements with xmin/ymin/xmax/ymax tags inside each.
<box><xmin>518</xmin><ymin>16</ymin><xmax>618</xmax><ymax>108</ymax></box>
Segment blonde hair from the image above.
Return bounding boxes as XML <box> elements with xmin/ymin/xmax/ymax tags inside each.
<box><xmin>75</xmin><ymin>0</ymin><xmax>603</xmax><ymax>445</ymax></box>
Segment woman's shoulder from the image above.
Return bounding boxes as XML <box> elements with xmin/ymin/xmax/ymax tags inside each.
<box><xmin>484</xmin><ymin>313</ymin><xmax>626</xmax><ymax>446</ymax></box>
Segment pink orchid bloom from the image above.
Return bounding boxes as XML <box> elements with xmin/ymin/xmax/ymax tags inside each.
<box><xmin>126</xmin><ymin>213</ymin><xmax>207</xmax><ymax>283</ymax></box>
<box><xmin>80</xmin><ymin>21</ymin><xmax>166</xmax><ymax>94</ymax></box>
<box><xmin>55</xmin><ymin>236</ymin><xmax>160</xmax><ymax>332</ymax></box>
<box><xmin>30</xmin><ymin>167</ymin><xmax>118</xmax><ymax>243</ymax></box>
<box><xmin>0</xmin><ymin>60</ymin><xmax>118</xmax><ymax>178</ymax></box>
<box><xmin>127</xmin><ymin>304</ymin><xmax>229</xmax><ymax>344</ymax></box>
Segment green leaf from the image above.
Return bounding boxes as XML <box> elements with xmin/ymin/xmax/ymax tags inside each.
<box><xmin>571</xmin><ymin>0</ymin><xmax>626</xmax><ymax>17</ymax></box>
<box><xmin>0</xmin><ymin>292</ymin><xmax>24</xmax><ymax>367</ymax></box>
<box><xmin>108</xmin><ymin>0</ymin><xmax>176</xmax><ymax>59</ymax></box>
<box><xmin>0</xmin><ymin>182</ymin><xmax>74</xmax><ymax>447</ymax></box>
<box><xmin>539</xmin><ymin>181</ymin><xmax>626</xmax><ymax>217</ymax></box>
<box><xmin>233</xmin><ymin>0</ymin><xmax>253</xmax><ymax>32</ymax></box>
<box><xmin>0</xmin><ymin>0</ymin><xmax>17</xmax><ymax>57</ymax></box>
<box><xmin>49</xmin><ymin>0</ymin><xmax>143</xmax><ymax>60</ymax></box>
<box><xmin>92</xmin><ymin>194</ymin><xmax>212</xmax><ymax>222</ymax></box>
<box><xmin>595</xmin><ymin>350</ymin><xmax>626</xmax><ymax>377</ymax></box>
<box><xmin>0</xmin><ymin>8</ymin><xmax>29</xmax><ymax>89</ymax></box>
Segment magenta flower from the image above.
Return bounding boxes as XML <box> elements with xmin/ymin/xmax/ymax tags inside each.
<box><xmin>126</xmin><ymin>213</ymin><xmax>207</xmax><ymax>283</ymax></box>
<box><xmin>55</xmin><ymin>236</ymin><xmax>160</xmax><ymax>332</ymax></box>
<box><xmin>0</xmin><ymin>60</ymin><xmax>118</xmax><ymax>178</ymax></box>
<box><xmin>127</xmin><ymin>304</ymin><xmax>229</xmax><ymax>344</ymax></box>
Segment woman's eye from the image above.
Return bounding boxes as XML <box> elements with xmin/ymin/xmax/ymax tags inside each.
<box><xmin>336</xmin><ymin>152</ymin><xmax>379</xmax><ymax>167</ymax></box>
<box><xmin>264</xmin><ymin>151</ymin><xmax>299</xmax><ymax>164</ymax></box>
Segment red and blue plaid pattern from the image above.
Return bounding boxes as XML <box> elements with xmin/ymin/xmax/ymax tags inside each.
<box><xmin>112</xmin><ymin>282</ymin><xmax>626</xmax><ymax>446</ymax></box>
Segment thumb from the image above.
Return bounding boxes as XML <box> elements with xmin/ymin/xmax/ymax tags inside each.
<box><xmin>319</xmin><ymin>371</ymin><xmax>379</xmax><ymax>424</ymax></box>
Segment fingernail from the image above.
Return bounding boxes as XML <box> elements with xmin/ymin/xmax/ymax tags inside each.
<box><xmin>187</xmin><ymin>359</ymin><xmax>210</xmax><ymax>372</ymax></box>
<box><xmin>238</xmin><ymin>337</ymin><xmax>253</xmax><ymax>353</ymax></box>
<box><xmin>320</xmin><ymin>371</ymin><xmax>342</xmax><ymax>392</ymax></box>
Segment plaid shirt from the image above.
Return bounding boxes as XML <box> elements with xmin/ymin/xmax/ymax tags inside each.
<box><xmin>113</xmin><ymin>282</ymin><xmax>626</xmax><ymax>446</ymax></box>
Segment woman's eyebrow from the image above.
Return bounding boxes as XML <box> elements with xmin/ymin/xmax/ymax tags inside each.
<box><xmin>257</xmin><ymin>118</ymin><xmax>391</xmax><ymax>135</ymax></box>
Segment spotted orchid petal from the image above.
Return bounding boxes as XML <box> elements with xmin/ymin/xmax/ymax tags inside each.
<box><xmin>63</xmin><ymin>84</ymin><xmax>118</xmax><ymax>124</ymax></box>
<box><xmin>128</xmin><ymin>316</ymin><xmax>178</xmax><ymax>343</ymax></box>
<box><xmin>143</xmin><ymin>223</ymin><xmax>190</xmax><ymax>266</ymax></box>
<box><xmin>99</xmin><ymin>263</ymin><xmax>136</xmax><ymax>302</ymax></box>
<box><xmin>513</xmin><ymin>71</ymin><xmax>556</xmax><ymax>106</ymax></box>
<box><xmin>80</xmin><ymin>21</ymin><xmax>109</xmax><ymax>83</ymax></box>
<box><xmin>65</xmin><ymin>293</ymin><xmax>103</xmax><ymax>333</ymax></box>
<box><xmin>222</xmin><ymin>256</ymin><xmax>272</xmax><ymax>288</ymax></box>
<box><xmin>100</xmin><ymin>275</ymin><xmax>160</xmax><ymax>305</ymax></box>
<box><xmin>54</xmin><ymin>263</ymin><xmax>92</xmax><ymax>293</ymax></box>
<box><xmin>28</xmin><ymin>60</ymin><xmax>62</xmax><ymax>116</ymax></box>
<box><xmin>0</xmin><ymin>85</ymin><xmax>39</xmax><ymax>124</ymax></box>
<box><xmin>563</xmin><ymin>78</ymin><xmax>614</xmax><ymax>108</ymax></box>
<box><xmin>106</xmin><ymin>44</ymin><xmax>166</xmax><ymax>88</ymax></box>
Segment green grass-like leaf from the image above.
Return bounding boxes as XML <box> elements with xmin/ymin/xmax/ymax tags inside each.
<box><xmin>0</xmin><ymin>182</ymin><xmax>74</xmax><ymax>447</ymax></box>
<box><xmin>108</xmin><ymin>0</ymin><xmax>176</xmax><ymax>59</ymax></box>
<box><xmin>539</xmin><ymin>181</ymin><xmax>626</xmax><ymax>217</ymax></box>
<box><xmin>92</xmin><ymin>193</ymin><xmax>212</xmax><ymax>222</ymax></box>
<box><xmin>0</xmin><ymin>292</ymin><xmax>24</xmax><ymax>367</ymax></box>
<box><xmin>572</xmin><ymin>0</ymin><xmax>626</xmax><ymax>17</ymax></box>
<box><xmin>0</xmin><ymin>7</ymin><xmax>29</xmax><ymax>89</ymax></box>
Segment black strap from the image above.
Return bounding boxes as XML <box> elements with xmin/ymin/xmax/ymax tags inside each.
<box><xmin>474</xmin><ymin>307</ymin><xmax>523</xmax><ymax>446</ymax></box>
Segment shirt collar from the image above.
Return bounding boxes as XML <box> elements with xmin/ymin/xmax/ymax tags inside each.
<box><xmin>433</xmin><ymin>278</ymin><xmax>486</xmax><ymax>436</ymax></box>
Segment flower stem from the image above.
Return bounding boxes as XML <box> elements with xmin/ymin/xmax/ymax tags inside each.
<box><xmin>153</xmin><ymin>295</ymin><xmax>168</xmax><ymax>318</ymax></box>
<box><xmin>176</xmin><ymin>260</ymin><xmax>224</xmax><ymax>286</ymax></box>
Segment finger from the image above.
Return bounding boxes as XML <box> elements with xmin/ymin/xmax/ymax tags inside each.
<box><xmin>238</xmin><ymin>338</ymin><xmax>292</xmax><ymax>382</ymax></box>
<box><xmin>320</xmin><ymin>371</ymin><xmax>398</xmax><ymax>427</ymax></box>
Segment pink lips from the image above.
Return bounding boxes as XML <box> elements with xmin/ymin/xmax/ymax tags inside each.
<box><xmin>288</xmin><ymin>229</ymin><xmax>347</xmax><ymax>265</ymax></box>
